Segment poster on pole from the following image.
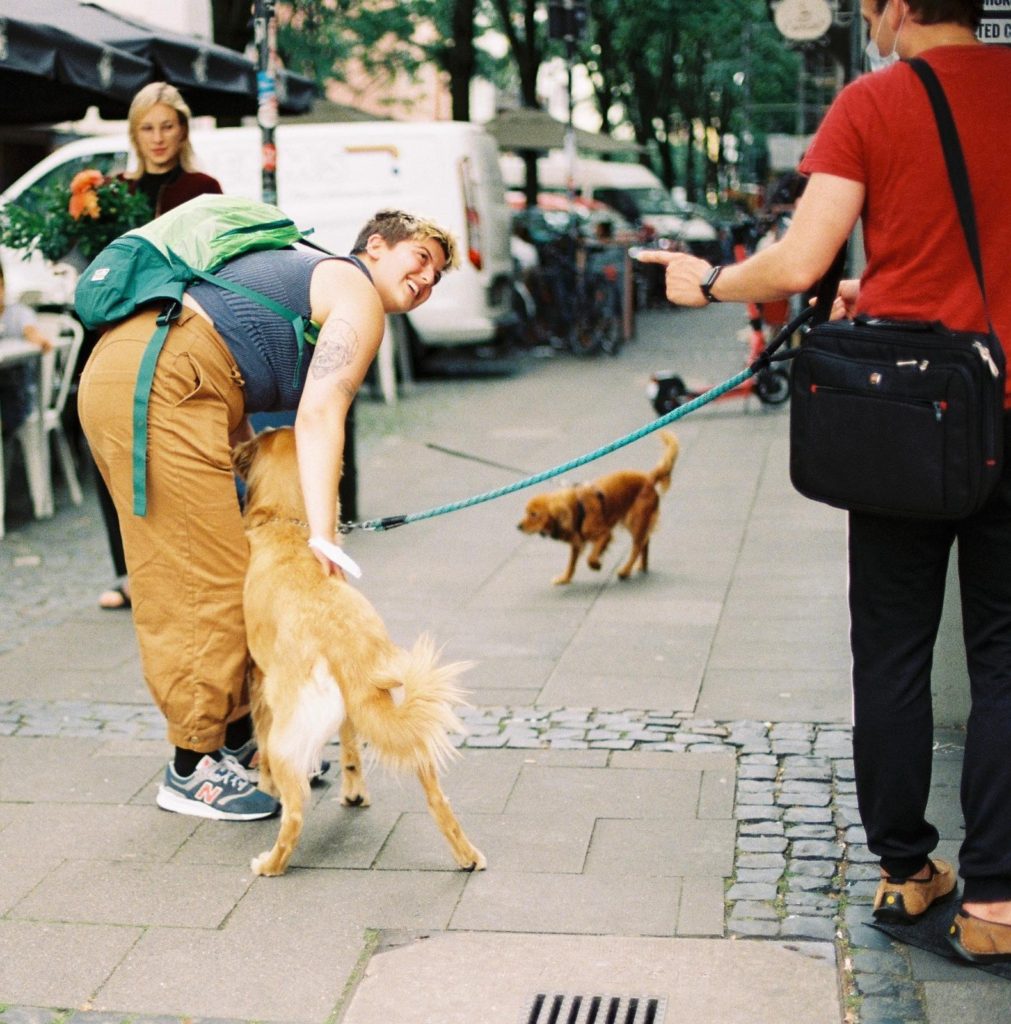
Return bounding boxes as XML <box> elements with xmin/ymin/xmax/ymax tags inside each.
<box><xmin>979</xmin><ymin>0</ymin><xmax>1011</xmax><ymax>44</ymax></box>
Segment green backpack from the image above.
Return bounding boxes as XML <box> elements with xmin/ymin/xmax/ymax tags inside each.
<box><xmin>75</xmin><ymin>194</ymin><xmax>334</xmax><ymax>516</ymax></box>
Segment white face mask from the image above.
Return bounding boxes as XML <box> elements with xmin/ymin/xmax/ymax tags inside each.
<box><xmin>865</xmin><ymin>2</ymin><xmax>906</xmax><ymax>72</ymax></box>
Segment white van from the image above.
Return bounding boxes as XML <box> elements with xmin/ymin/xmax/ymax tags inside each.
<box><xmin>0</xmin><ymin>121</ymin><xmax>515</xmax><ymax>352</ymax></box>
<box><xmin>500</xmin><ymin>152</ymin><xmax>718</xmax><ymax>252</ymax></box>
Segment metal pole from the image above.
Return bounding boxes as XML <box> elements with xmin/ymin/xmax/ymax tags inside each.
<box><xmin>253</xmin><ymin>0</ymin><xmax>279</xmax><ymax>205</ymax></box>
<box><xmin>742</xmin><ymin>22</ymin><xmax>753</xmax><ymax>184</ymax></box>
<box><xmin>563</xmin><ymin>0</ymin><xmax>577</xmax><ymax>205</ymax></box>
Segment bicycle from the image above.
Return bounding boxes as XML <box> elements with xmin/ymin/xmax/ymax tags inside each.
<box><xmin>569</xmin><ymin>246</ymin><xmax>624</xmax><ymax>357</ymax></box>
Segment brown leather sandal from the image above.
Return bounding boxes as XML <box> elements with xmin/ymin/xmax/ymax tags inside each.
<box><xmin>949</xmin><ymin>908</ymin><xmax>1011</xmax><ymax>964</ymax></box>
<box><xmin>873</xmin><ymin>858</ymin><xmax>956</xmax><ymax>924</ymax></box>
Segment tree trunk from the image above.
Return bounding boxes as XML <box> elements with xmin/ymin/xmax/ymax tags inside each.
<box><xmin>212</xmin><ymin>0</ymin><xmax>251</xmax><ymax>54</ymax></box>
<box><xmin>448</xmin><ymin>0</ymin><xmax>477</xmax><ymax>121</ymax></box>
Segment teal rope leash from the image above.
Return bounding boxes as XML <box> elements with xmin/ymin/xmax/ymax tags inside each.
<box><xmin>338</xmin><ymin>305</ymin><xmax>813</xmax><ymax>535</ymax></box>
<box><xmin>339</xmin><ymin>365</ymin><xmax>753</xmax><ymax>534</ymax></box>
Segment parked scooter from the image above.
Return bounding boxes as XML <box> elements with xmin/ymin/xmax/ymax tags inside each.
<box><xmin>647</xmin><ymin>317</ymin><xmax>792</xmax><ymax>415</ymax></box>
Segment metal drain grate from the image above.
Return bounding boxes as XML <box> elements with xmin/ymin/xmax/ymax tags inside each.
<box><xmin>525</xmin><ymin>993</ymin><xmax>667</xmax><ymax>1024</ymax></box>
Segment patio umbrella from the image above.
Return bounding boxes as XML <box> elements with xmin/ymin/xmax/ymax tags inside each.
<box><xmin>67</xmin><ymin>2</ymin><xmax>317</xmax><ymax>117</ymax></box>
<box><xmin>273</xmin><ymin>67</ymin><xmax>317</xmax><ymax>117</ymax></box>
<box><xmin>64</xmin><ymin>1</ymin><xmax>259</xmax><ymax>118</ymax></box>
<box><xmin>483</xmin><ymin>108</ymin><xmax>642</xmax><ymax>155</ymax></box>
<box><xmin>0</xmin><ymin>0</ymin><xmax>153</xmax><ymax>123</ymax></box>
<box><xmin>2</xmin><ymin>0</ymin><xmax>316</xmax><ymax>123</ymax></box>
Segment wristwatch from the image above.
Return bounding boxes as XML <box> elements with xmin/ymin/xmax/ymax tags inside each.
<box><xmin>700</xmin><ymin>265</ymin><xmax>723</xmax><ymax>304</ymax></box>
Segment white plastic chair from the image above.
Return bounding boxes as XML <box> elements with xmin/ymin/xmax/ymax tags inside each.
<box><xmin>13</xmin><ymin>314</ymin><xmax>86</xmax><ymax>516</ymax></box>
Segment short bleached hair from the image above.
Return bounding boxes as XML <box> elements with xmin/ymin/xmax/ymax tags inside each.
<box><xmin>350</xmin><ymin>209</ymin><xmax>460</xmax><ymax>271</ymax></box>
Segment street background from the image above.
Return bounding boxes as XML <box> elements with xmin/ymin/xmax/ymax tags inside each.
<box><xmin>0</xmin><ymin>304</ymin><xmax>1005</xmax><ymax>1024</ymax></box>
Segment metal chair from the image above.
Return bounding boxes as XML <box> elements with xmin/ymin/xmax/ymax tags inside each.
<box><xmin>13</xmin><ymin>313</ymin><xmax>86</xmax><ymax>517</ymax></box>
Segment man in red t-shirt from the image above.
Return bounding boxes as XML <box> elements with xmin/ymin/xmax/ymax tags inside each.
<box><xmin>640</xmin><ymin>0</ymin><xmax>1011</xmax><ymax>965</ymax></box>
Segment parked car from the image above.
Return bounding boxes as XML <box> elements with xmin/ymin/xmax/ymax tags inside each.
<box><xmin>500</xmin><ymin>152</ymin><xmax>719</xmax><ymax>259</ymax></box>
<box><xmin>1</xmin><ymin>120</ymin><xmax>515</xmax><ymax>355</ymax></box>
<box><xmin>506</xmin><ymin>191</ymin><xmax>640</xmax><ymax>246</ymax></box>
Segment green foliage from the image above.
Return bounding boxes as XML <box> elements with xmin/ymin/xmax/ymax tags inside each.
<box><xmin>269</xmin><ymin>1</ymin><xmax>804</xmax><ymax>195</ymax></box>
<box><xmin>0</xmin><ymin>174</ymin><xmax>151</xmax><ymax>264</ymax></box>
<box><xmin>579</xmin><ymin>0</ymin><xmax>801</xmax><ymax>195</ymax></box>
<box><xmin>277</xmin><ymin>0</ymin><xmax>425</xmax><ymax>86</ymax></box>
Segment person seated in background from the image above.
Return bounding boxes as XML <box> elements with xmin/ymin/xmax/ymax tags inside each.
<box><xmin>0</xmin><ymin>260</ymin><xmax>52</xmax><ymax>441</ymax></box>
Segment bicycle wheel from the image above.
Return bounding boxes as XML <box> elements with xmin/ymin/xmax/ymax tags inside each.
<box><xmin>569</xmin><ymin>314</ymin><xmax>602</xmax><ymax>355</ymax></box>
<box><xmin>568</xmin><ymin>281</ymin><xmax>602</xmax><ymax>356</ymax></box>
<box><xmin>597</xmin><ymin>282</ymin><xmax>623</xmax><ymax>356</ymax></box>
<box><xmin>755</xmin><ymin>367</ymin><xmax>791</xmax><ymax>405</ymax></box>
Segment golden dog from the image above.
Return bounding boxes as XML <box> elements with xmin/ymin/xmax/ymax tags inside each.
<box><xmin>232</xmin><ymin>427</ymin><xmax>485</xmax><ymax>877</ymax></box>
<box><xmin>518</xmin><ymin>430</ymin><xmax>679</xmax><ymax>585</ymax></box>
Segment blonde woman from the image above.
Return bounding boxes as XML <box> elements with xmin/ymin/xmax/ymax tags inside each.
<box><xmin>96</xmin><ymin>83</ymin><xmax>223</xmax><ymax>611</ymax></box>
<box><xmin>122</xmin><ymin>81</ymin><xmax>222</xmax><ymax>218</ymax></box>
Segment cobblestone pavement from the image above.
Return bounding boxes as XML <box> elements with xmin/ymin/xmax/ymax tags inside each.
<box><xmin>0</xmin><ymin>695</ymin><xmax>969</xmax><ymax>1024</ymax></box>
<box><xmin>2</xmin><ymin>307</ymin><xmax>999</xmax><ymax>1023</ymax></box>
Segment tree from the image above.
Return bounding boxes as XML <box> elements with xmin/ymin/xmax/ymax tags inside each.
<box><xmin>579</xmin><ymin>0</ymin><xmax>799</xmax><ymax>199</ymax></box>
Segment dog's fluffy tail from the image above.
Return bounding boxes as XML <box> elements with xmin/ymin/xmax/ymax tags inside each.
<box><xmin>353</xmin><ymin>634</ymin><xmax>471</xmax><ymax>772</ymax></box>
<box><xmin>650</xmin><ymin>430</ymin><xmax>680</xmax><ymax>494</ymax></box>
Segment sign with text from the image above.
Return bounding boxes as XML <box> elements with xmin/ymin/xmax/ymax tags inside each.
<box><xmin>979</xmin><ymin>0</ymin><xmax>1011</xmax><ymax>43</ymax></box>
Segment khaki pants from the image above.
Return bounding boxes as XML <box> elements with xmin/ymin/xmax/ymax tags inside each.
<box><xmin>79</xmin><ymin>308</ymin><xmax>250</xmax><ymax>752</ymax></box>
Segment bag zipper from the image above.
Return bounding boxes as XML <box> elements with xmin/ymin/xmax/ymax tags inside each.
<box><xmin>810</xmin><ymin>383</ymin><xmax>948</xmax><ymax>422</ymax></box>
<box><xmin>973</xmin><ymin>340</ymin><xmax>1000</xmax><ymax>378</ymax></box>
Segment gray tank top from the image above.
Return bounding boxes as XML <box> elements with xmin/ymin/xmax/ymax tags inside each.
<box><xmin>186</xmin><ymin>248</ymin><xmax>372</xmax><ymax>412</ymax></box>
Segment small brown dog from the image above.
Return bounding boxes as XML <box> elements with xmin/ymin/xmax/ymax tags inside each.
<box><xmin>518</xmin><ymin>430</ymin><xmax>679</xmax><ymax>585</ymax></box>
<box><xmin>232</xmin><ymin>427</ymin><xmax>485</xmax><ymax>877</ymax></box>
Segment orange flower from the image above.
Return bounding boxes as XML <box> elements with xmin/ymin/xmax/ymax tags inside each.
<box><xmin>70</xmin><ymin>169</ymin><xmax>105</xmax><ymax>195</ymax></box>
<box><xmin>68</xmin><ymin>190</ymin><xmax>100</xmax><ymax>220</ymax></box>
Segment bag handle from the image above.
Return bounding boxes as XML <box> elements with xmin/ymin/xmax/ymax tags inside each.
<box><xmin>811</xmin><ymin>243</ymin><xmax>848</xmax><ymax>327</ymax></box>
<box><xmin>907</xmin><ymin>57</ymin><xmax>994</xmax><ymax>335</ymax></box>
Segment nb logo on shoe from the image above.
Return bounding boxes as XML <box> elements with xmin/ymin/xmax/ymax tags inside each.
<box><xmin>194</xmin><ymin>782</ymin><xmax>224</xmax><ymax>805</ymax></box>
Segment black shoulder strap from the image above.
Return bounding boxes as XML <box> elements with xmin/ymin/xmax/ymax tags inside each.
<box><xmin>907</xmin><ymin>56</ymin><xmax>992</xmax><ymax>328</ymax></box>
<box><xmin>811</xmin><ymin>243</ymin><xmax>847</xmax><ymax>327</ymax></box>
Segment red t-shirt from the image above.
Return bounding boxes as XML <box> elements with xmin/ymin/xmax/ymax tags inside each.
<box><xmin>800</xmin><ymin>46</ymin><xmax>1011</xmax><ymax>401</ymax></box>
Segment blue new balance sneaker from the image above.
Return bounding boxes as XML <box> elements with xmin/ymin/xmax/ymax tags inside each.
<box><xmin>156</xmin><ymin>755</ymin><xmax>279</xmax><ymax>821</ymax></box>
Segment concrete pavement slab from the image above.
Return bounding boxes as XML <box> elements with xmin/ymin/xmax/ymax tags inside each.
<box><xmin>583</xmin><ymin>817</ymin><xmax>735</xmax><ymax>877</ymax></box>
<box><xmin>0</xmin><ymin>803</ymin><xmax>198</xmax><ymax>863</ymax></box>
<box><xmin>450</xmin><ymin>871</ymin><xmax>682</xmax><ymax>935</ymax></box>
<box><xmin>374</xmin><ymin>810</ymin><xmax>594</xmax><ymax>873</ymax></box>
<box><xmin>583</xmin><ymin>595</ymin><xmax>724</xmax><ymax>626</ymax></box>
<box><xmin>0</xmin><ymin>737</ymin><xmax>160</xmax><ymax>803</ymax></box>
<box><xmin>455</xmin><ymin>655</ymin><xmax>555</xmax><ymax>697</ymax></box>
<box><xmin>676</xmin><ymin>876</ymin><xmax>728</xmax><ymax>936</ymax></box>
<box><xmin>172</xmin><ymin>800</ymin><xmax>401</xmax><ymax>871</ymax></box>
<box><xmin>227</xmin><ymin>869</ymin><xmax>468</xmax><ymax>935</ymax></box>
<box><xmin>922</xmin><ymin>982</ymin><xmax>1010</xmax><ymax>1024</ymax></box>
<box><xmin>504</xmin><ymin>764</ymin><xmax>702</xmax><ymax>820</ymax></box>
<box><xmin>13</xmin><ymin>860</ymin><xmax>252</xmax><ymax>928</ymax></box>
<box><xmin>696</xmin><ymin>668</ymin><xmax>851</xmax><ymax>722</ymax></box>
<box><xmin>0</xmin><ymin>849</ymin><xmax>64</xmax><ymax>915</ymax></box>
<box><xmin>537</xmin><ymin>668</ymin><xmax>703</xmax><ymax>711</ymax></box>
<box><xmin>339</xmin><ymin>932</ymin><xmax>840</xmax><ymax>1024</ymax></box>
<box><xmin>2</xmin><ymin>305</ymin><xmax>1002</xmax><ymax>1023</ymax></box>
<box><xmin>93</xmin><ymin>924</ymin><xmax>365</xmax><ymax>1021</ymax></box>
<box><xmin>0</xmin><ymin>921</ymin><xmax>143</xmax><ymax>1008</ymax></box>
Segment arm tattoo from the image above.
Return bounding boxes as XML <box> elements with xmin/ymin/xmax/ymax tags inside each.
<box><xmin>310</xmin><ymin>317</ymin><xmax>360</xmax><ymax>380</ymax></box>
